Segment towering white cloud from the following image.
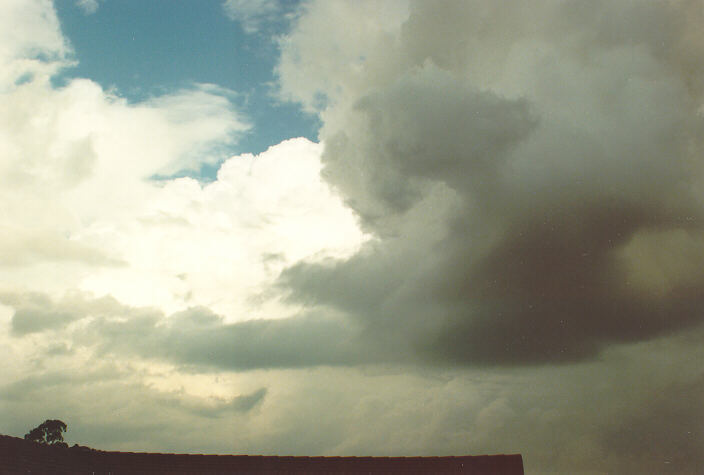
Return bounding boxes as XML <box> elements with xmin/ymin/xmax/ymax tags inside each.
<box><xmin>1</xmin><ymin>0</ymin><xmax>366</xmax><ymax>454</ymax></box>
<box><xmin>0</xmin><ymin>1</ymin><xmax>364</xmax><ymax>317</ymax></box>
<box><xmin>0</xmin><ymin>0</ymin><xmax>72</xmax><ymax>89</ymax></box>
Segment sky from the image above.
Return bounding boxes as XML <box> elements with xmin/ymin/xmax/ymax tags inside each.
<box><xmin>1</xmin><ymin>1</ymin><xmax>703</xmax><ymax>473</ymax></box>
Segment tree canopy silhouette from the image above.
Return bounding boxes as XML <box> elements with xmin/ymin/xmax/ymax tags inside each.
<box><xmin>24</xmin><ymin>419</ymin><xmax>68</xmax><ymax>448</ymax></box>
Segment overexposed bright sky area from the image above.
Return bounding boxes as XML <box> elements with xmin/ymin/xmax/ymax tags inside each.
<box><xmin>2</xmin><ymin>1</ymin><xmax>704</xmax><ymax>473</ymax></box>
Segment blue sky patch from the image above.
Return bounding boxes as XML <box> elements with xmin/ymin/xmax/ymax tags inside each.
<box><xmin>54</xmin><ymin>0</ymin><xmax>318</xmax><ymax>179</ymax></box>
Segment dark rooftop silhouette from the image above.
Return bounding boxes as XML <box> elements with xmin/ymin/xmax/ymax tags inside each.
<box><xmin>0</xmin><ymin>434</ymin><xmax>524</xmax><ymax>474</ymax></box>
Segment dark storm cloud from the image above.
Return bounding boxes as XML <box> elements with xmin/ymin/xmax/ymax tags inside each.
<box><xmin>3</xmin><ymin>293</ymin><xmax>374</xmax><ymax>370</ymax></box>
<box><xmin>276</xmin><ymin>0</ymin><xmax>704</xmax><ymax>366</ymax></box>
<box><xmin>152</xmin><ymin>311</ymin><xmax>370</xmax><ymax>370</ymax></box>
<box><xmin>11</xmin><ymin>306</ymin><xmax>77</xmax><ymax>335</ymax></box>
<box><xmin>170</xmin><ymin>387</ymin><xmax>268</xmax><ymax>418</ymax></box>
<box><xmin>0</xmin><ymin>367</ymin><xmax>124</xmax><ymax>402</ymax></box>
<box><xmin>423</xmin><ymin>204</ymin><xmax>704</xmax><ymax>364</ymax></box>
<box><xmin>321</xmin><ymin>67</ymin><xmax>538</xmax><ymax>225</ymax></box>
<box><xmin>2</xmin><ymin>291</ymin><xmax>124</xmax><ymax>335</ymax></box>
<box><xmin>100</xmin><ymin>306</ymin><xmax>370</xmax><ymax>370</ymax></box>
<box><xmin>600</xmin><ymin>375</ymin><xmax>704</xmax><ymax>473</ymax></box>
<box><xmin>231</xmin><ymin>387</ymin><xmax>267</xmax><ymax>413</ymax></box>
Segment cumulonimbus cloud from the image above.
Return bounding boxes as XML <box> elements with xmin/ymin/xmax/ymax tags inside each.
<box><xmin>275</xmin><ymin>0</ymin><xmax>704</xmax><ymax>366</ymax></box>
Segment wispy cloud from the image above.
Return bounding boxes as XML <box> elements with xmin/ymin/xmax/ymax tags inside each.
<box><xmin>222</xmin><ymin>0</ymin><xmax>297</xmax><ymax>34</ymax></box>
<box><xmin>75</xmin><ymin>0</ymin><xmax>99</xmax><ymax>15</ymax></box>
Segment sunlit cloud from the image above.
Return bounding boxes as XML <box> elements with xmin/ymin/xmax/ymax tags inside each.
<box><xmin>2</xmin><ymin>1</ymin><xmax>704</xmax><ymax>473</ymax></box>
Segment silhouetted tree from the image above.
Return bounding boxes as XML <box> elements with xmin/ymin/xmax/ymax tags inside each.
<box><xmin>24</xmin><ymin>419</ymin><xmax>68</xmax><ymax>448</ymax></box>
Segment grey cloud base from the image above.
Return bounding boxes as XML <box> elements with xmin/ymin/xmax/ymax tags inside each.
<box><xmin>276</xmin><ymin>0</ymin><xmax>704</xmax><ymax>366</ymax></box>
<box><xmin>2</xmin><ymin>293</ymin><xmax>375</xmax><ymax>370</ymax></box>
<box><xmin>2</xmin><ymin>333</ymin><xmax>702</xmax><ymax>473</ymax></box>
